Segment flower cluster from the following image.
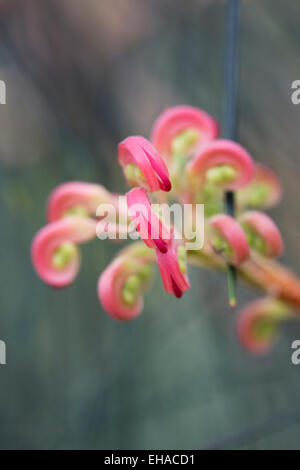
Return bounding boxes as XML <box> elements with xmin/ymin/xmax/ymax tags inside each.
<box><xmin>31</xmin><ymin>105</ymin><xmax>300</xmax><ymax>354</ymax></box>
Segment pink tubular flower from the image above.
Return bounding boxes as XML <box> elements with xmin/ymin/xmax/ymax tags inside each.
<box><xmin>240</xmin><ymin>210</ymin><xmax>284</xmax><ymax>258</ymax></box>
<box><xmin>151</xmin><ymin>105</ymin><xmax>219</xmax><ymax>160</ymax></box>
<box><xmin>237</xmin><ymin>297</ymin><xmax>291</xmax><ymax>354</ymax></box>
<box><xmin>126</xmin><ymin>187</ymin><xmax>170</xmax><ymax>253</ymax></box>
<box><xmin>155</xmin><ymin>229</ymin><xmax>190</xmax><ymax>298</ymax></box>
<box><xmin>187</xmin><ymin>139</ymin><xmax>254</xmax><ymax>192</ymax></box>
<box><xmin>118</xmin><ymin>136</ymin><xmax>171</xmax><ymax>192</ymax></box>
<box><xmin>31</xmin><ymin>216</ymin><xmax>97</xmax><ymax>288</ymax></box>
<box><xmin>32</xmin><ymin>102</ymin><xmax>300</xmax><ymax>353</ymax></box>
<box><xmin>98</xmin><ymin>248</ymin><xmax>154</xmax><ymax>321</ymax></box>
<box><xmin>237</xmin><ymin>163</ymin><xmax>282</xmax><ymax>210</ymax></box>
<box><xmin>47</xmin><ymin>181</ymin><xmax>117</xmax><ymax>222</ymax></box>
<box><xmin>209</xmin><ymin>214</ymin><xmax>250</xmax><ymax>266</ymax></box>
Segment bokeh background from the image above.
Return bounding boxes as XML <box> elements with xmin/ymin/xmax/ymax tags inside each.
<box><xmin>1</xmin><ymin>0</ymin><xmax>300</xmax><ymax>450</ymax></box>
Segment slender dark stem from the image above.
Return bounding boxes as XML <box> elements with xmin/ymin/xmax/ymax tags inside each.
<box><xmin>224</xmin><ymin>0</ymin><xmax>240</xmax><ymax>307</ymax></box>
<box><xmin>224</xmin><ymin>0</ymin><xmax>240</xmax><ymax>141</ymax></box>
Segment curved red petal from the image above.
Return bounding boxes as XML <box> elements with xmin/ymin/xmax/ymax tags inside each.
<box><xmin>151</xmin><ymin>105</ymin><xmax>219</xmax><ymax>160</ymax></box>
<box><xmin>155</xmin><ymin>231</ymin><xmax>190</xmax><ymax>297</ymax></box>
<box><xmin>187</xmin><ymin>139</ymin><xmax>254</xmax><ymax>191</ymax></box>
<box><xmin>118</xmin><ymin>136</ymin><xmax>171</xmax><ymax>192</ymax></box>
<box><xmin>31</xmin><ymin>216</ymin><xmax>97</xmax><ymax>288</ymax></box>
<box><xmin>209</xmin><ymin>214</ymin><xmax>250</xmax><ymax>266</ymax></box>
<box><xmin>126</xmin><ymin>187</ymin><xmax>170</xmax><ymax>252</ymax></box>
<box><xmin>98</xmin><ymin>256</ymin><xmax>143</xmax><ymax>321</ymax></box>
<box><xmin>240</xmin><ymin>210</ymin><xmax>284</xmax><ymax>258</ymax></box>
<box><xmin>236</xmin><ymin>297</ymin><xmax>288</xmax><ymax>354</ymax></box>
<box><xmin>237</xmin><ymin>163</ymin><xmax>282</xmax><ymax>209</ymax></box>
<box><xmin>47</xmin><ymin>181</ymin><xmax>115</xmax><ymax>222</ymax></box>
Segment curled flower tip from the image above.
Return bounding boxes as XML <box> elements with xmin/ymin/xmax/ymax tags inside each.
<box><xmin>126</xmin><ymin>187</ymin><xmax>170</xmax><ymax>253</ymax></box>
<box><xmin>151</xmin><ymin>105</ymin><xmax>219</xmax><ymax>161</ymax></box>
<box><xmin>31</xmin><ymin>216</ymin><xmax>97</xmax><ymax>288</ymax></box>
<box><xmin>240</xmin><ymin>211</ymin><xmax>284</xmax><ymax>258</ymax></box>
<box><xmin>118</xmin><ymin>136</ymin><xmax>171</xmax><ymax>192</ymax></box>
<box><xmin>47</xmin><ymin>182</ymin><xmax>115</xmax><ymax>222</ymax></box>
<box><xmin>98</xmin><ymin>255</ymin><xmax>154</xmax><ymax>321</ymax></box>
<box><xmin>237</xmin><ymin>297</ymin><xmax>291</xmax><ymax>354</ymax></box>
<box><xmin>155</xmin><ymin>229</ymin><xmax>190</xmax><ymax>298</ymax></box>
<box><xmin>237</xmin><ymin>163</ymin><xmax>282</xmax><ymax>210</ymax></box>
<box><xmin>209</xmin><ymin>214</ymin><xmax>250</xmax><ymax>266</ymax></box>
<box><xmin>187</xmin><ymin>140</ymin><xmax>255</xmax><ymax>192</ymax></box>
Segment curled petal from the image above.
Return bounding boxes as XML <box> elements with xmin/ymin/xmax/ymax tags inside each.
<box><xmin>47</xmin><ymin>182</ymin><xmax>116</xmax><ymax>222</ymax></box>
<box><xmin>209</xmin><ymin>214</ymin><xmax>250</xmax><ymax>266</ymax></box>
<box><xmin>118</xmin><ymin>136</ymin><xmax>171</xmax><ymax>192</ymax></box>
<box><xmin>237</xmin><ymin>297</ymin><xmax>291</xmax><ymax>354</ymax></box>
<box><xmin>155</xmin><ymin>229</ymin><xmax>190</xmax><ymax>298</ymax></box>
<box><xmin>151</xmin><ymin>105</ymin><xmax>219</xmax><ymax>160</ymax></box>
<box><xmin>240</xmin><ymin>211</ymin><xmax>284</xmax><ymax>258</ymax></box>
<box><xmin>126</xmin><ymin>187</ymin><xmax>170</xmax><ymax>253</ymax></box>
<box><xmin>31</xmin><ymin>216</ymin><xmax>97</xmax><ymax>288</ymax></box>
<box><xmin>98</xmin><ymin>255</ymin><xmax>154</xmax><ymax>321</ymax></box>
<box><xmin>187</xmin><ymin>140</ymin><xmax>254</xmax><ymax>191</ymax></box>
<box><xmin>237</xmin><ymin>163</ymin><xmax>282</xmax><ymax>210</ymax></box>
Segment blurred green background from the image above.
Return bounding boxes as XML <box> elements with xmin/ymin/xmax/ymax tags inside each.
<box><xmin>1</xmin><ymin>0</ymin><xmax>300</xmax><ymax>450</ymax></box>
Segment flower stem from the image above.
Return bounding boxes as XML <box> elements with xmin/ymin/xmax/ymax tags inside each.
<box><xmin>227</xmin><ymin>264</ymin><xmax>237</xmax><ymax>307</ymax></box>
<box><xmin>224</xmin><ymin>0</ymin><xmax>240</xmax><ymax>307</ymax></box>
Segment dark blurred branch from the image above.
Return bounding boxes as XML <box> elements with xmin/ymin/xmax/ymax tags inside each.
<box><xmin>224</xmin><ymin>0</ymin><xmax>240</xmax><ymax>307</ymax></box>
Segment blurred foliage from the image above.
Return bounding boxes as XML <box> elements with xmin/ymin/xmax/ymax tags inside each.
<box><xmin>0</xmin><ymin>0</ymin><xmax>300</xmax><ymax>449</ymax></box>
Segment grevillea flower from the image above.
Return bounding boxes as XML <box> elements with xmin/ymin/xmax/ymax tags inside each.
<box><xmin>155</xmin><ymin>228</ymin><xmax>190</xmax><ymax>298</ymax></box>
<box><xmin>126</xmin><ymin>187</ymin><xmax>170</xmax><ymax>253</ymax></box>
<box><xmin>237</xmin><ymin>163</ymin><xmax>282</xmax><ymax>210</ymax></box>
<box><xmin>31</xmin><ymin>104</ymin><xmax>300</xmax><ymax>353</ymax></box>
<box><xmin>126</xmin><ymin>188</ymin><xmax>190</xmax><ymax>297</ymax></box>
<box><xmin>187</xmin><ymin>139</ymin><xmax>254</xmax><ymax>192</ymax></box>
<box><xmin>118</xmin><ymin>136</ymin><xmax>171</xmax><ymax>192</ymax></box>
<box><xmin>31</xmin><ymin>216</ymin><xmax>97</xmax><ymax>288</ymax></box>
<box><xmin>209</xmin><ymin>214</ymin><xmax>250</xmax><ymax>266</ymax></box>
<box><xmin>151</xmin><ymin>105</ymin><xmax>219</xmax><ymax>160</ymax></box>
<box><xmin>237</xmin><ymin>297</ymin><xmax>292</xmax><ymax>354</ymax></box>
<box><xmin>98</xmin><ymin>244</ymin><xmax>154</xmax><ymax>321</ymax></box>
<box><xmin>47</xmin><ymin>181</ymin><xmax>118</xmax><ymax>222</ymax></box>
<box><xmin>240</xmin><ymin>210</ymin><xmax>284</xmax><ymax>258</ymax></box>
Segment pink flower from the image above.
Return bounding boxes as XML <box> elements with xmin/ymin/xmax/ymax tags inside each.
<box><xmin>209</xmin><ymin>214</ymin><xmax>250</xmax><ymax>266</ymax></box>
<box><xmin>187</xmin><ymin>139</ymin><xmax>254</xmax><ymax>192</ymax></box>
<box><xmin>47</xmin><ymin>181</ymin><xmax>117</xmax><ymax>222</ymax></box>
<box><xmin>31</xmin><ymin>103</ymin><xmax>299</xmax><ymax>351</ymax></box>
<box><xmin>126</xmin><ymin>187</ymin><xmax>170</xmax><ymax>253</ymax></box>
<box><xmin>155</xmin><ymin>229</ymin><xmax>190</xmax><ymax>298</ymax></box>
<box><xmin>126</xmin><ymin>188</ymin><xmax>190</xmax><ymax>298</ymax></box>
<box><xmin>240</xmin><ymin>210</ymin><xmax>284</xmax><ymax>258</ymax></box>
<box><xmin>31</xmin><ymin>216</ymin><xmax>97</xmax><ymax>288</ymax></box>
<box><xmin>98</xmin><ymin>245</ymin><xmax>154</xmax><ymax>321</ymax></box>
<box><xmin>118</xmin><ymin>136</ymin><xmax>171</xmax><ymax>192</ymax></box>
<box><xmin>151</xmin><ymin>105</ymin><xmax>219</xmax><ymax>160</ymax></box>
<box><xmin>237</xmin><ymin>297</ymin><xmax>291</xmax><ymax>354</ymax></box>
<box><xmin>237</xmin><ymin>163</ymin><xmax>282</xmax><ymax>210</ymax></box>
